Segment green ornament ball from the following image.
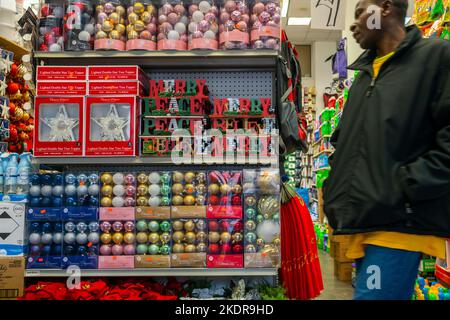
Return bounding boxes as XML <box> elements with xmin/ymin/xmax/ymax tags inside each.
<box><xmin>160</xmin><ymin>220</ymin><xmax>171</xmax><ymax>232</ymax></box>
<box><xmin>256</xmin><ymin>215</ymin><xmax>264</xmax><ymax>223</ymax></box>
<box><xmin>136</xmin><ymin>244</ymin><xmax>148</xmax><ymax>255</ymax></box>
<box><xmin>245</xmin><ymin>207</ymin><xmax>257</xmax><ymax>220</ymax></box>
<box><xmin>245</xmin><ymin>232</ymin><xmax>257</xmax><ymax>244</ymax></box>
<box><xmin>161</xmin><ymin>173</ymin><xmax>171</xmax><ymax>184</ymax></box>
<box><xmin>160</xmin><ymin>196</ymin><xmax>171</xmax><ymax>206</ymax></box>
<box><xmin>148</xmin><ymin>220</ymin><xmax>159</xmax><ymax>232</ymax></box>
<box><xmin>272</xmin><ymin>214</ymin><xmax>279</xmax><ymax>222</ymax></box>
<box><xmin>148</xmin><ymin>244</ymin><xmax>160</xmax><ymax>255</ymax></box>
<box><xmin>136</xmin><ymin>220</ymin><xmax>148</xmax><ymax>232</ymax></box>
<box><xmin>160</xmin><ymin>244</ymin><xmax>171</xmax><ymax>255</ymax></box>
<box><xmin>160</xmin><ymin>185</ymin><xmax>171</xmax><ymax>196</ymax></box>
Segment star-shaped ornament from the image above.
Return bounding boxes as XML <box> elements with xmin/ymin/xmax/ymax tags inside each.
<box><xmin>92</xmin><ymin>104</ymin><xmax>128</xmax><ymax>141</ymax></box>
<box><xmin>41</xmin><ymin>104</ymin><xmax>78</xmax><ymax>141</ymax></box>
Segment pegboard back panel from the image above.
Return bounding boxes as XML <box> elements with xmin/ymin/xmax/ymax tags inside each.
<box><xmin>147</xmin><ymin>71</ymin><xmax>274</xmax><ymax>99</ymax></box>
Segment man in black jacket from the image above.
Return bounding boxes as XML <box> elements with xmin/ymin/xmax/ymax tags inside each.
<box><xmin>323</xmin><ymin>0</ymin><xmax>450</xmax><ymax>299</ymax></box>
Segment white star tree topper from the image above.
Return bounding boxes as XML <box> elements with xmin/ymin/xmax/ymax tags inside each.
<box><xmin>41</xmin><ymin>104</ymin><xmax>78</xmax><ymax>141</ymax></box>
<box><xmin>92</xmin><ymin>104</ymin><xmax>129</xmax><ymax>141</ymax></box>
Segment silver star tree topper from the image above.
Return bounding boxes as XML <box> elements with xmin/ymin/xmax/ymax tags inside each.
<box><xmin>41</xmin><ymin>104</ymin><xmax>78</xmax><ymax>141</ymax></box>
<box><xmin>92</xmin><ymin>104</ymin><xmax>128</xmax><ymax>141</ymax></box>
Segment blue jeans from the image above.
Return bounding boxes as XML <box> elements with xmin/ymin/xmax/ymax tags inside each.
<box><xmin>353</xmin><ymin>245</ymin><xmax>422</xmax><ymax>300</ymax></box>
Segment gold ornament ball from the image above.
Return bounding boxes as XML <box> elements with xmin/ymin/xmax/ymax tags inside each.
<box><xmin>115</xmin><ymin>23</ymin><xmax>126</xmax><ymax>34</ymax></box>
<box><xmin>133</xmin><ymin>2</ymin><xmax>145</xmax><ymax>14</ymax></box>
<box><xmin>101</xmin><ymin>173</ymin><xmax>113</xmax><ymax>184</ymax></box>
<box><xmin>183</xmin><ymin>195</ymin><xmax>195</xmax><ymax>205</ymax></box>
<box><xmin>14</xmin><ymin>108</ymin><xmax>23</xmax><ymax>120</ymax></box>
<box><xmin>232</xmin><ymin>232</ymin><xmax>243</xmax><ymax>242</ymax></box>
<box><xmin>196</xmin><ymin>172</ymin><xmax>206</xmax><ymax>183</ymax></box>
<box><xmin>127</xmin><ymin>30</ymin><xmax>139</xmax><ymax>41</ymax></box>
<box><xmin>137</xmin><ymin>173</ymin><xmax>148</xmax><ymax>184</ymax></box>
<box><xmin>136</xmin><ymin>232</ymin><xmax>148</xmax><ymax>244</ymax></box>
<box><xmin>137</xmin><ymin>184</ymin><xmax>148</xmax><ymax>196</ymax></box>
<box><xmin>196</xmin><ymin>220</ymin><xmax>206</xmax><ymax>230</ymax></box>
<box><xmin>184</xmin><ymin>220</ymin><xmax>196</xmax><ymax>232</ymax></box>
<box><xmin>172</xmin><ymin>231</ymin><xmax>185</xmax><ymax>243</ymax></box>
<box><xmin>22</xmin><ymin>112</ymin><xmax>30</xmax><ymax>122</ymax></box>
<box><xmin>96</xmin><ymin>5</ymin><xmax>104</xmax><ymax>12</ymax></box>
<box><xmin>123</xmin><ymin>232</ymin><xmax>135</xmax><ymax>244</ymax></box>
<box><xmin>172</xmin><ymin>195</ymin><xmax>184</xmax><ymax>205</ymax></box>
<box><xmin>208</xmin><ymin>184</ymin><xmax>220</xmax><ymax>195</ymax></box>
<box><xmin>110</xmin><ymin>29</ymin><xmax>121</xmax><ymax>39</ymax></box>
<box><xmin>184</xmin><ymin>184</ymin><xmax>195</xmax><ymax>195</ymax></box>
<box><xmin>101</xmin><ymin>197</ymin><xmax>112</xmax><ymax>207</ymax></box>
<box><xmin>245</xmin><ymin>220</ymin><xmax>256</xmax><ymax>231</ymax></box>
<box><xmin>102</xmin><ymin>20</ymin><xmax>114</xmax><ymax>32</ymax></box>
<box><xmin>128</xmin><ymin>12</ymin><xmax>139</xmax><ymax>24</ymax></box>
<box><xmin>256</xmin><ymin>238</ymin><xmax>265</xmax><ymax>247</ymax></box>
<box><xmin>95</xmin><ymin>31</ymin><xmax>107</xmax><ymax>39</ymax></box>
<box><xmin>148</xmin><ymin>232</ymin><xmax>160</xmax><ymax>244</ymax></box>
<box><xmin>196</xmin><ymin>231</ymin><xmax>207</xmax><ymax>242</ymax></box>
<box><xmin>100</xmin><ymin>233</ymin><xmax>111</xmax><ymax>244</ymax></box>
<box><xmin>112</xmin><ymin>232</ymin><xmax>123</xmax><ymax>244</ymax></box>
<box><xmin>185</xmin><ymin>232</ymin><xmax>196</xmax><ymax>244</ymax></box>
<box><xmin>136</xmin><ymin>196</ymin><xmax>148</xmax><ymax>206</ymax></box>
<box><xmin>185</xmin><ymin>244</ymin><xmax>196</xmax><ymax>253</ymax></box>
<box><xmin>147</xmin><ymin>4</ymin><xmax>156</xmax><ymax>14</ymax></box>
<box><xmin>220</xmin><ymin>232</ymin><xmax>232</xmax><ymax>243</ymax></box>
<box><xmin>272</xmin><ymin>237</ymin><xmax>281</xmax><ymax>246</ymax></box>
<box><xmin>134</xmin><ymin>20</ymin><xmax>145</xmax><ymax>32</ymax></box>
<box><xmin>245</xmin><ymin>196</ymin><xmax>256</xmax><ymax>207</ymax></box>
<box><xmin>109</xmin><ymin>12</ymin><xmax>120</xmax><ymax>24</ymax></box>
<box><xmin>126</xmin><ymin>24</ymin><xmax>134</xmax><ymax>34</ymax></box>
<box><xmin>116</xmin><ymin>5</ymin><xmax>125</xmax><ymax>16</ymax></box>
<box><xmin>160</xmin><ymin>232</ymin><xmax>170</xmax><ymax>243</ymax></box>
<box><xmin>101</xmin><ymin>185</ymin><xmax>113</xmax><ymax>196</ymax></box>
<box><xmin>172</xmin><ymin>171</ymin><xmax>184</xmax><ymax>183</ymax></box>
<box><xmin>184</xmin><ymin>172</ymin><xmax>195</xmax><ymax>183</ymax></box>
<box><xmin>141</xmin><ymin>11</ymin><xmax>151</xmax><ymax>23</ymax></box>
<box><xmin>171</xmin><ymin>183</ymin><xmax>184</xmax><ymax>195</ymax></box>
<box><xmin>196</xmin><ymin>195</ymin><xmax>205</xmax><ymax>205</ymax></box>
<box><xmin>220</xmin><ymin>184</ymin><xmax>231</xmax><ymax>195</ymax></box>
<box><xmin>172</xmin><ymin>220</ymin><xmax>184</xmax><ymax>231</ymax></box>
<box><xmin>197</xmin><ymin>243</ymin><xmax>207</xmax><ymax>252</ymax></box>
<box><xmin>208</xmin><ymin>232</ymin><xmax>220</xmax><ymax>243</ymax></box>
<box><xmin>232</xmin><ymin>184</ymin><xmax>242</xmax><ymax>194</ymax></box>
<box><xmin>196</xmin><ymin>184</ymin><xmax>206</xmax><ymax>194</ymax></box>
<box><xmin>172</xmin><ymin>243</ymin><xmax>184</xmax><ymax>253</ymax></box>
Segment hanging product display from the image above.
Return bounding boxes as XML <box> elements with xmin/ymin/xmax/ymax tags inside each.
<box><xmin>94</xmin><ymin>0</ymin><xmax>127</xmax><ymax>51</ymax></box>
<box><xmin>250</xmin><ymin>0</ymin><xmax>280</xmax><ymax>49</ymax></box>
<box><xmin>219</xmin><ymin>0</ymin><xmax>250</xmax><ymax>49</ymax></box>
<box><xmin>64</xmin><ymin>0</ymin><xmax>95</xmax><ymax>51</ymax></box>
<box><xmin>188</xmin><ymin>0</ymin><xmax>220</xmax><ymax>50</ymax></box>
<box><xmin>157</xmin><ymin>0</ymin><xmax>189</xmax><ymax>50</ymax></box>
<box><xmin>126</xmin><ymin>0</ymin><xmax>158</xmax><ymax>51</ymax></box>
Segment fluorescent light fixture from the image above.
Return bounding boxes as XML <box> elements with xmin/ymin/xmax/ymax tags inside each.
<box><xmin>288</xmin><ymin>17</ymin><xmax>312</xmax><ymax>26</ymax></box>
<box><xmin>281</xmin><ymin>0</ymin><xmax>289</xmax><ymax>17</ymax></box>
<box><xmin>405</xmin><ymin>17</ymin><xmax>411</xmax><ymax>24</ymax></box>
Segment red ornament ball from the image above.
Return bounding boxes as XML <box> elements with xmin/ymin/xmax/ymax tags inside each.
<box><xmin>7</xmin><ymin>83</ymin><xmax>19</xmax><ymax>94</ymax></box>
<box><xmin>9</xmin><ymin>102</ymin><xmax>16</xmax><ymax>114</ymax></box>
<box><xmin>208</xmin><ymin>244</ymin><xmax>220</xmax><ymax>254</ymax></box>
<box><xmin>231</xmin><ymin>195</ymin><xmax>241</xmax><ymax>206</ymax></box>
<box><xmin>39</xmin><ymin>44</ymin><xmax>49</xmax><ymax>52</ymax></box>
<box><xmin>44</xmin><ymin>33</ymin><xmax>55</xmax><ymax>45</ymax></box>
<box><xmin>208</xmin><ymin>220</ymin><xmax>219</xmax><ymax>232</ymax></box>
<box><xmin>233</xmin><ymin>221</ymin><xmax>243</xmax><ymax>233</ymax></box>
<box><xmin>220</xmin><ymin>196</ymin><xmax>229</xmax><ymax>205</ymax></box>
<box><xmin>10</xmin><ymin>64</ymin><xmax>18</xmax><ymax>77</ymax></box>
<box><xmin>232</xmin><ymin>244</ymin><xmax>243</xmax><ymax>253</ymax></box>
<box><xmin>41</xmin><ymin>5</ymin><xmax>52</xmax><ymax>17</ymax></box>
<box><xmin>9</xmin><ymin>126</ymin><xmax>18</xmax><ymax>141</ymax></box>
<box><xmin>209</xmin><ymin>195</ymin><xmax>220</xmax><ymax>205</ymax></box>
<box><xmin>221</xmin><ymin>244</ymin><xmax>232</xmax><ymax>254</ymax></box>
<box><xmin>51</xmin><ymin>27</ymin><xmax>61</xmax><ymax>37</ymax></box>
<box><xmin>219</xmin><ymin>220</ymin><xmax>230</xmax><ymax>232</ymax></box>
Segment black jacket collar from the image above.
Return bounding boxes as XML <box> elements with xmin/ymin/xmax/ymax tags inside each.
<box><xmin>348</xmin><ymin>25</ymin><xmax>423</xmax><ymax>71</ymax></box>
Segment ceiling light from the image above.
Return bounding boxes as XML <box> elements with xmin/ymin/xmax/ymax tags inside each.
<box><xmin>281</xmin><ymin>0</ymin><xmax>289</xmax><ymax>17</ymax></box>
<box><xmin>288</xmin><ymin>17</ymin><xmax>312</xmax><ymax>26</ymax></box>
<box><xmin>405</xmin><ymin>17</ymin><xmax>411</xmax><ymax>24</ymax></box>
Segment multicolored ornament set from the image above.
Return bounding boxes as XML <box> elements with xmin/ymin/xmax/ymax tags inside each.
<box><xmin>26</xmin><ymin>169</ymin><xmax>279</xmax><ymax>269</ymax></box>
<box><xmin>36</xmin><ymin>0</ymin><xmax>280</xmax><ymax>52</ymax></box>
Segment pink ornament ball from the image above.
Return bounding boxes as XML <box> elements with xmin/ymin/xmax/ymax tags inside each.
<box><xmin>210</xmin><ymin>6</ymin><xmax>219</xmax><ymax>15</ymax></box>
<box><xmin>104</xmin><ymin>2</ymin><xmax>115</xmax><ymax>14</ymax></box>
<box><xmin>193</xmin><ymin>30</ymin><xmax>203</xmax><ymax>39</ymax></box>
<box><xmin>198</xmin><ymin>20</ymin><xmax>210</xmax><ymax>32</ymax></box>
<box><xmin>174</xmin><ymin>4</ymin><xmax>185</xmax><ymax>15</ymax></box>
<box><xmin>230</xmin><ymin>10</ymin><xmax>241</xmax><ymax>22</ymax></box>
<box><xmin>97</xmin><ymin>12</ymin><xmax>107</xmax><ymax>24</ymax></box>
<box><xmin>125</xmin><ymin>197</ymin><xmax>135</xmax><ymax>207</ymax></box>
<box><xmin>123</xmin><ymin>244</ymin><xmax>135</xmax><ymax>255</ymax></box>
<box><xmin>237</xmin><ymin>2</ymin><xmax>248</xmax><ymax>14</ymax></box>
<box><xmin>220</xmin><ymin>12</ymin><xmax>230</xmax><ymax>23</ymax></box>
<box><xmin>124</xmin><ymin>221</ymin><xmax>135</xmax><ymax>232</ymax></box>
<box><xmin>159</xmin><ymin>14</ymin><xmax>168</xmax><ymax>23</ymax></box>
<box><xmin>266</xmin><ymin>2</ymin><xmax>278</xmax><ymax>15</ymax></box>
<box><xmin>167</xmin><ymin>12</ymin><xmax>179</xmax><ymax>25</ymax></box>
<box><xmin>253</xmin><ymin>40</ymin><xmax>264</xmax><ymax>49</ymax></box>
<box><xmin>259</xmin><ymin>11</ymin><xmax>271</xmax><ymax>24</ymax></box>
<box><xmin>273</xmin><ymin>13</ymin><xmax>281</xmax><ymax>24</ymax></box>
<box><xmin>111</xmin><ymin>244</ymin><xmax>123</xmax><ymax>255</ymax></box>
<box><xmin>124</xmin><ymin>174</ymin><xmax>135</xmax><ymax>185</ymax></box>
<box><xmin>160</xmin><ymin>22</ymin><xmax>173</xmax><ymax>33</ymax></box>
<box><xmin>140</xmin><ymin>30</ymin><xmax>152</xmax><ymax>39</ymax></box>
<box><xmin>224</xmin><ymin>20</ymin><xmax>235</xmax><ymax>31</ymax></box>
<box><xmin>100</xmin><ymin>221</ymin><xmax>111</xmax><ymax>233</ymax></box>
<box><xmin>242</xmin><ymin>14</ymin><xmax>250</xmax><ymax>24</ymax></box>
<box><xmin>204</xmin><ymin>12</ymin><xmax>216</xmax><ymax>23</ymax></box>
<box><xmin>224</xmin><ymin>0</ymin><xmax>237</xmax><ymax>13</ymax></box>
<box><xmin>157</xmin><ymin>32</ymin><xmax>166</xmax><ymax>41</ymax></box>
<box><xmin>253</xmin><ymin>2</ymin><xmax>265</xmax><ymax>15</ymax></box>
<box><xmin>126</xmin><ymin>185</ymin><xmax>136</xmax><ymax>196</ymax></box>
<box><xmin>161</xmin><ymin>3</ymin><xmax>173</xmax><ymax>16</ymax></box>
<box><xmin>100</xmin><ymin>244</ymin><xmax>111</xmax><ymax>255</ymax></box>
<box><xmin>189</xmin><ymin>4</ymin><xmax>199</xmax><ymax>15</ymax></box>
<box><xmin>265</xmin><ymin>38</ymin><xmax>278</xmax><ymax>49</ymax></box>
<box><xmin>151</xmin><ymin>16</ymin><xmax>157</xmax><ymax>24</ymax></box>
<box><xmin>112</xmin><ymin>221</ymin><xmax>123</xmax><ymax>232</ymax></box>
<box><xmin>147</xmin><ymin>22</ymin><xmax>157</xmax><ymax>34</ymax></box>
<box><xmin>180</xmin><ymin>34</ymin><xmax>188</xmax><ymax>42</ymax></box>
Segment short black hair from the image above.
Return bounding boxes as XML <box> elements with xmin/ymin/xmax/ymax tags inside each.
<box><xmin>373</xmin><ymin>0</ymin><xmax>409</xmax><ymax>21</ymax></box>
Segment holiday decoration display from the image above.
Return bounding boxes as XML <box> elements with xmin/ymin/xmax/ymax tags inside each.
<box><xmin>126</xmin><ymin>0</ymin><xmax>158</xmax><ymax>50</ymax></box>
<box><xmin>250</xmin><ymin>0</ymin><xmax>280</xmax><ymax>49</ymax></box>
<box><xmin>140</xmin><ymin>79</ymin><xmax>210</xmax><ymax>156</ymax></box>
<box><xmin>134</xmin><ymin>219</ymin><xmax>172</xmax><ymax>268</ymax></box>
<box><xmin>98</xmin><ymin>219</ymin><xmax>136</xmax><ymax>268</ymax></box>
<box><xmin>94</xmin><ymin>0</ymin><xmax>127</xmax><ymax>51</ymax></box>
<box><xmin>219</xmin><ymin>0</ymin><xmax>250</xmax><ymax>49</ymax></box>
<box><xmin>99</xmin><ymin>172</ymin><xmax>136</xmax><ymax>219</ymax></box>
<box><xmin>188</xmin><ymin>0</ymin><xmax>219</xmax><ymax>50</ymax></box>
<box><xmin>64</xmin><ymin>0</ymin><xmax>95</xmax><ymax>51</ymax></box>
<box><xmin>135</xmin><ymin>171</ymin><xmax>172</xmax><ymax>218</ymax></box>
<box><xmin>28</xmin><ymin>173</ymin><xmax>64</xmax><ymax>213</ymax></box>
<box><xmin>62</xmin><ymin>219</ymin><xmax>99</xmax><ymax>268</ymax></box>
<box><xmin>243</xmin><ymin>169</ymin><xmax>280</xmax><ymax>267</ymax></box>
<box><xmin>62</xmin><ymin>172</ymin><xmax>100</xmax><ymax>215</ymax></box>
<box><xmin>37</xmin><ymin>1</ymin><xmax>64</xmax><ymax>52</ymax></box>
<box><xmin>86</xmin><ymin>96</ymin><xmax>138</xmax><ymax>156</ymax></box>
<box><xmin>170</xmin><ymin>218</ymin><xmax>207</xmax><ymax>267</ymax></box>
<box><xmin>26</xmin><ymin>220</ymin><xmax>63</xmax><ymax>268</ymax></box>
<box><xmin>37</xmin><ymin>66</ymin><xmax>88</xmax><ymax>81</ymax></box>
<box><xmin>34</xmin><ymin>97</ymin><xmax>84</xmax><ymax>156</ymax></box>
<box><xmin>207</xmin><ymin>170</ymin><xmax>243</xmax><ymax>219</ymax></box>
<box><xmin>157</xmin><ymin>0</ymin><xmax>188</xmax><ymax>50</ymax></box>
<box><xmin>206</xmin><ymin>219</ymin><xmax>244</xmax><ymax>268</ymax></box>
<box><xmin>170</xmin><ymin>171</ymin><xmax>207</xmax><ymax>218</ymax></box>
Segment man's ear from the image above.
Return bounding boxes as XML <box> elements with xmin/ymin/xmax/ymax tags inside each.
<box><xmin>380</xmin><ymin>0</ymin><xmax>393</xmax><ymax>17</ymax></box>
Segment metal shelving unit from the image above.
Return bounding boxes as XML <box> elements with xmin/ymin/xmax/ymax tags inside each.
<box><xmin>25</xmin><ymin>268</ymin><xmax>278</xmax><ymax>278</ymax></box>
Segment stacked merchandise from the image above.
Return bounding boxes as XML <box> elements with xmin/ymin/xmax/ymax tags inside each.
<box><xmin>413</xmin><ymin>0</ymin><xmax>450</xmax><ymax>39</ymax></box>
<box><xmin>34</xmin><ymin>0</ymin><xmax>281</xmax><ymax>52</ymax></box>
<box><xmin>328</xmin><ymin>234</ymin><xmax>353</xmax><ymax>282</ymax></box>
<box><xmin>414</xmin><ymin>277</ymin><xmax>450</xmax><ymax>300</ymax></box>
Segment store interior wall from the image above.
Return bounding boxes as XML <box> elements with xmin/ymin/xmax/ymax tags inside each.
<box><xmin>311</xmin><ymin>41</ymin><xmax>337</xmax><ymax>111</ymax></box>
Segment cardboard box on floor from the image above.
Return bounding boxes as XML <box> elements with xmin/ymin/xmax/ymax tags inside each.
<box><xmin>0</xmin><ymin>256</ymin><xmax>24</xmax><ymax>299</ymax></box>
<box><xmin>334</xmin><ymin>260</ymin><xmax>353</xmax><ymax>282</ymax></box>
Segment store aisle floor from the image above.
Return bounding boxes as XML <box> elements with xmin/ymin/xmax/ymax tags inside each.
<box><xmin>315</xmin><ymin>251</ymin><xmax>354</xmax><ymax>300</ymax></box>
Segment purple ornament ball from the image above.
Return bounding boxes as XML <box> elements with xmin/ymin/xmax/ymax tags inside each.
<box><xmin>253</xmin><ymin>40</ymin><xmax>264</xmax><ymax>49</ymax></box>
<box><xmin>100</xmin><ymin>244</ymin><xmax>111</xmax><ymax>255</ymax></box>
<box><xmin>123</xmin><ymin>244</ymin><xmax>135</xmax><ymax>255</ymax></box>
<box><xmin>253</xmin><ymin>2</ymin><xmax>265</xmax><ymax>15</ymax></box>
<box><xmin>125</xmin><ymin>197</ymin><xmax>135</xmax><ymax>207</ymax></box>
<box><xmin>238</xmin><ymin>41</ymin><xmax>248</xmax><ymax>49</ymax></box>
<box><xmin>265</xmin><ymin>38</ymin><xmax>278</xmax><ymax>49</ymax></box>
<box><xmin>189</xmin><ymin>4</ymin><xmax>199</xmax><ymax>15</ymax></box>
<box><xmin>112</xmin><ymin>221</ymin><xmax>123</xmax><ymax>232</ymax></box>
<box><xmin>30</xmin><ymin>245</ymin><xmax>41</xmax><ymax>255</ymax></box>
<box><xmin>204</xmin><ymin>12</ymin><xmax>216</xmax><ymax>23</ymax></box>
<box><xmin>124</xmin><ymin>221</ymin><xmax>135</xmax><ymax>232</ymax></box>
<box><xmin>159</xmin><ymin>14</ymin><xmax>168</xmax><ymax>23</ymax></box>
<box><xmin>100</xmin><ymin>221</ymin><xmax>111</xmax><ymax>233</ymax></box>
<box><xmin>266</xmin><ymin>2</ymin><xmax>277</xmax><ymax>15</ymax></box>
<box><xmin>111</xmin><ymin>244</ymin><xmax>123</xmax><ymax>255</ymax></box>
<box><xmin>104</xmin><ymin>2</ymin><xmax>115</xmax><ymax>14</ymax></box>
<box><xmin>259</xmin><ymin>11</ymin><xmax>271</xmax><ymax>24</ymax></box>
<box><xmin>167</xmin><ymin>12</ymin><xmax>179</xmax><ymax>25</ymax></box>
<box><xmin>230</xmin><ymin>10</ymin><xmax>241</xmax><ymax>22</ymax></box>
<box><xmin>125</xmin><ymin>174</ymin><xmax>136</xmax><ymax>185</ymax></box>
<box><xmin>224</xmin><ymin>41</ymin><xmax>236</xmax><ymax>49</ymax></box>
<box><xmin>237</xmin><ymin>2</ymin><xmax>248</xmax><ymax>14</ymax></box>
<box><xmin>198</xmin><ymin>20</ymin><xmax>210</xmax><ymax>32</ymax></box>
<box><xmin>272</xmin><ymin>13</ymin><xmax>281</xmax><ymax>24</ymax></box>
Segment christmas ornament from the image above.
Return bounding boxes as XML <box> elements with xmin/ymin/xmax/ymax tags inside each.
<box><xmin>92</xmin><ymin>104</ymin><xmax>129</xmax><ymax>141</ymax></box>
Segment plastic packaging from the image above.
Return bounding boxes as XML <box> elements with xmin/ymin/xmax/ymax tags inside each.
<box><xmin>219</xmin><ymin>0</ymin><xmax>250</xmax><ymax>49</ymax></box>
<box><xmin>37</xmin><ymin>1</ymin><xmax>64</xmax><ymax>52</ymax></box>
<box><xmin>17</xmin><ymin>152</ymin><xmax>32</xmax><ymax>195</ymax></box>
<box><xmin>135</xmin><ymin>171</ymin><xmax>171</xmax><ymax>218</ymax></box>
<box><xmin>157</xmin><ymin>0</ymin><xmax>188</xmax><ymax>50</ymax></box>
<box><xmin>28</xmin><ymin>173</ymin><xmax>65</xmax><ymax>208</ymax></box>
<box><xmin>170</xmin><ymin>171</ymin><xmax>207</xmax><ymax>218</ymax></box>
<box><xmin>126</xmin><ymin>0</ymin><xmax>158</xmax><ymax>51</ymax></box>
<box><xmin>134</xmin><ymin>219</ymin><xmax>172</xmax><ymax>268</ymax></box>
<box><xmin>99</xmin><ymin>220</ymin><xmax>136</xmax><ymax>256</ymax></box>
<box><xmin>4</xmin><ymin>153</ymin><xmax>19</xmax><ymax>194</ymax></box>
<box><xmin>64</xmin><ymin>0</ymin><xmax>95</xmax><ymax>51</ymax></box>
<box><xmin>63</xmin><ymin>172</ymin><xmax>100</xmax><ymax>209</ymax></box>
<box><xmin>170</xmin><ymin>218</ymin><xmax>207</xmax><ymax>267</ymax></box>
<box><xmin>94</xmin><ymin>0</ymin><xmax>127</xmax><ymax>51</ymax></box>
<box><xmin>250</xmin><ymin>0</ymin><xmax>280</xmax><ymax>50</ymax></box>
<box><xmin>62</xmin><ymin>220</ymin><xmax>99</xmax><ymax>268</ymax></box>
<box><xmin>99</xmin><ymin>172</ymin><xmax>136</xmax><ymax>208</ymax></box>
<box><xmin>188</xmin><ymin>0</ymin><xmax>219</xmax><ymax>50</ymax></box>
<box><xmin>207</xmin><ymin>170</ymin><xmax>243</xmax><ymax>219</ymax></box>
<box><xmin>27</xmin><ymin>221</ymin><xmax>63</xmax><ymax>268</ymax></box>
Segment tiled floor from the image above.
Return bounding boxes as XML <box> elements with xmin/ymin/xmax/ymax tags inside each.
<box><xmin>315</xmin><ymin>251</ymin><xmax>354</xmax><ymax>300</ymax></box>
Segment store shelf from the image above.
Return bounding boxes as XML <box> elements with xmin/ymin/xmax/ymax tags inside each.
<box><xmin>0</xmin><ymin>36</ymin><xmax>29</xmax><ymax>60</ymax></box>
<box><xmin>34</xmin><ymin>50</ymin><xmax>279</xmax><ymax>70</ymax></box>
<box><xmin>312</xmin><ymin>150</ymin><xmax>334</xmax><ymax>158</ymax></box>
<box><xmin>312</xmin><ymin>135</ymin><xmax>332</xmax><ymax>147</ymax></box>
<box><xmin>25</xmin><ymin>268</ymin><xmax>278</xmax><ymax>278</ymax></box>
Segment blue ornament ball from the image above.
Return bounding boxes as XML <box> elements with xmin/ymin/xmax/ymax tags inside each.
<box><xmin>30</xmin><ymin>197</ymin><xmax>41</xmax><ymax>207</ymax></box>
<box><xmin>53</xmin><ymin>174</ymin><xmax>63</xmax><ymax>185</ymax></box>
<box><xmin>77</xmin><ymin>174</ymin><xmax>88</xmax><ymax>184</ymax></box>
<box><xmin>89</xmin><ymin>197</ymin><xmax>99</xmax><ymax>206</ymax></box>
<box><xmin>41</xmin><ymin>197</ymin><xmax>52</xmax><ymax>207</ymax></box>
<box><xmin>30</xmin><ymin>174</ymin><xmax>40</xmax><ymax>185</ymax></box>
<box><xmin>76</xmin><ymin>222</ymin><xmax>88</xmax><ymax>233</ymax></box>
<box><xmin>42</xmin><ymin>222</ymin><xmax>52</xmax><ymax>233</ymax></box>
<box><xmin>64</xmin><ymin>245</ymin><xmax>75</xmax><ymax>255</ymax></box>
<box><xmin>65</xmin><ymin>222</ymin><xmax>76</xmax><ymax>232</ymax></box>
<box><xmin>52</xmin><ymin>197</ymin><xmax>62</xmax><ymax>207</ymax></box>
<box><xmin>65</xmin><ymin>174</ymin><xmax>77</xmax><ymax>185</ymax></box>
<box><xmin>54</xmin><ymin>223</ymin><xmax>63</xmax><ymax>232</ymax></box>
<box><xmin>30</xmin><ymin>245</ymin><xmax>40</xmax><ymax>255</ymax></box>
<box><xmin>88</xmin><ymin>245</ymin><xmax>98</xmax><ymax>255</ymax></box>
<box><xmin>30</xmin><ymin>222</ymin><xmax>40</xmax><ymax>233</ymax></box>
<box><xmin>88</xmin><ymin>173</ymin><xmax>99</xmax><ymax>184</ymax></box>
<box><xmin>77</xmin><ymin>246</ymin><xmax>87</xmax><ymax>255</ymax></box>
<box><xmin>42</xmin><ymin>174</ymin><xmax>52</xmax><ymax>185</ymax></box>
<box><xmin>30</xmin><ymin>185</ymin><xmax>41</xmax><ymax>197</ymax></box>
<box><xmin>41</xmin><ymin>245</ymin><xmax>51</xmax><ymax>255</ymax></box>
<box><xmin>65</xmin><ymin>197</ymin><xmax>77</xmax><ymax>206</ymax></box>
<box><xmin>52</xmin><ymin>245</ymin><xmax>62</xmax><ymax>255</ymax></box>
<box><xmin>88</xmin><ymin>222</ymin><xmax>99</xmax><ymax>232</ymax></box>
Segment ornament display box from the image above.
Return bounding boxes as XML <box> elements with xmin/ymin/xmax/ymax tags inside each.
<box><xmin>206</xmin><ymin>171</ymin><xmax>243</xmax><ymax>219</ymax></box>
<box><xmin>36</xmin><ymin>66</ymin><xmax>88</xmax><ymax>81</ymax></box>
<box><xmin>34</xmin><ymin>96</ymin><xmax>85</xmax><ymax>157</ymax></box>
<box><xmin>88</xmin><ymin>81</ymin><xmax>147</xmax><ymax>97</ymax></box>
<box><xmin>134</xmin><ymin>171</ymin><xmax>172</xmax><ymax>220</ymax></box>
<box><xmin>0</xmin><ymin>202</ymin><xmax>25</xmax><ymax>256</ymax></box>
<box><xmin>61</xmin><ymin>210</ymin><xmax>99</xmax><ymax>269</ymax></box>
<box><xmin>206</xmin><ymin>219</ymin><xmax>244</xmax><ymax>268</ymax></box>
<box><xmin>36</xmin><ymin>81</ymin><xmax>88</xmax><ymax>96</ymax></box>
<box><xmin>85</xmin><ymin>96</ymin><xmax>139</xmax><ymax>157</ymax></box>
<box><xmin>88</xmin><ymin>66</ymin><xmax>148</xmax><ymax>84</ymax></box>
<box><xmin>0</xmin><ymin>256</ymin><xmax>25</xmax><ymax>299</ymax></box>
<box><xmin>169</xmin><ymin>171</ymin><xmax>207</xmax><ymax>219</ymax></box>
